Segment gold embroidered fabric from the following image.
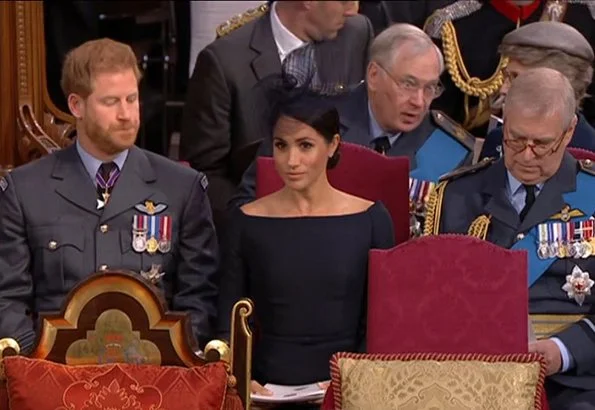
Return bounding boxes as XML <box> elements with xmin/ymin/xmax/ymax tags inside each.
<box><xmin>337</xmin><ymin>358</ymin><xmax>541</xmax><ymax>410</ymax></box>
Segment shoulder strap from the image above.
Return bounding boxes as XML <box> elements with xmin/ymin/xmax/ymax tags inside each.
<box><xmin>439</xmin><ymin>157</ymin><xmax>495</xmax><ymax>182</ymax></box>
<box><xmin>431</xmin><ymin>111</ymin><xmax>475</xmax><ymax>150</ymax></box>
<box><xmin>579</xmin><ymin>158</ymin><xmax>595</xmax><ymax>176</ymax></box>
<box><xmin>216</xmin><ymin>3</ymin><xmax>269</xmax><ymax>38</ymax></box>
<box><xmin>423</xmin><ymin>0</ymin><xmax>483</xmax><ymax>39</ymax></box>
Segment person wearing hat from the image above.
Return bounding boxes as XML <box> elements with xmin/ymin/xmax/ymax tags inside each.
<box><xmin>425</xmin><ymin>67</ymin><xmax>595</xmax><ymax>410</ymax></box>
<box><xmin>480</xmin><ymin>21</ymin><xmax>595</xmax><ymax>160</ymax></box>
<box><xmin>424</xmin><ymin>0</ymin><xmax>595</xmax><ymax>138</ymax></box>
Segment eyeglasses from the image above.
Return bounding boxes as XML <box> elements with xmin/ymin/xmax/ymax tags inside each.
<box><xmin>502</xmin><ymin>128</ymin><xmax>567</xmax><ymax>158</ymax></box>
<box><xmin>501</xmin><ymin>67</ymin><xmax>519</xmax><ymax>84</ymax></box>
<box><xmin>375</xmin><ymin>62</ymin><xmax>444</xmax><ymax>100</ymax></box>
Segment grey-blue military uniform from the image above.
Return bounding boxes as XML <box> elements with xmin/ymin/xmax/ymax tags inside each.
<box><xmin>0</xmin><ymin>143</ymin><xmax>219</xmax><ymax>352</ymax></box>
<box><xmin>425</xmin><ymin>153</ymin><xmax>595</xmax><ymax>408</ymax></box>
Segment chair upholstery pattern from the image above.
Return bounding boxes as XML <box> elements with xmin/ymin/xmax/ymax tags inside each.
<box><xmin>367</xmin><ymin>235</ymin><xmax>529</xmax><ymax>354</ymax></box>
<box><xmin>3</xmin><ymin>355</ymin><xmax>234</xmax><ymax>410</ymax></box>
<box><xmin>256</xmin><ymin>142</ymin><xmax>411</xmax><ymax>244</ymax></box>
<box><xmin>329</xmin><ymin>352</ymin><xmax>546</xmax><ymax>410</ymax></box>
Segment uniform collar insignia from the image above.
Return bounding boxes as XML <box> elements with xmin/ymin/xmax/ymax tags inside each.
<box><xmin>135</xmin><ymin>200</ymin><xmax>167</xmax><ymax>215</ymax></box>
<box><xmin>550</xmin><ymin>205</ymin><xmax>584</xmax><ymax>222</ymax></box>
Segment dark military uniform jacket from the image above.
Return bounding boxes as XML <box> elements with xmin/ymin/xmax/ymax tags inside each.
<box><xmin>0</xmin><ymin>144</ymin><xmax>219</xmax><ymax>352</ymax></box>
<box><xmin>425</xmin><ymin>153</ymin><xmax>595</xmax><ymax>390</ymax></box>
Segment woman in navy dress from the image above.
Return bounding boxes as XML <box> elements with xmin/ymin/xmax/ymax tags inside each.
<box><xmin>217</xmin><ymin>84</ymin><xmax>395</xmax><ymax>402</ymax></box>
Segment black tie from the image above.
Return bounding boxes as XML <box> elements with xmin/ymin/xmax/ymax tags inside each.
<box><xmin>372</xmin><ymin>136</ymin><xmax>391</xmax><ymax>155</ymax></box>
<box><xmin>519</xmin><ymin>184</ymin><xmax>536</xmax><ymax>221</ymax></box>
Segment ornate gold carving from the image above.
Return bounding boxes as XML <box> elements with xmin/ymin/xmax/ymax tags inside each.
<box><xmin>467</xmin><ymin>214</ymin><xmax>491</xmax><ymax>240</ymax></box>
<box><xmin>66</xmin><ymin>309</ymin><xmax>162</xmax><ymax>366</ymax></box>
<box><xmin>32</xmin><ymin>271</ymin><xmax>205</xmax><ymax>369</ymax></box>
<box><xmin>230</xmin><ymin>298</ymin><xmax>254</xmax><ymax>410</ymax></box>
<box><xmin>216</xmin><ymin>3</ymin><xmax>269</xmax><ymax>38</ymax></box>
<box><xmin>440</xmin><ymin>20</ymin><xmax>509</xmax><ymax>130</ymax></box>
<box><xmin>0</xmin><ymin>338</ymin><xmax>20</xmax><ymax>358</ymax></box>
<box><xmin>205</xmin><ymin>339</ymin><xmax>231</xmax><ymax>364</ymax></box>
<box><xmin>423</xmin><ymin>180</ymin><xmax>448</xmax><ymax>236</ymax></box>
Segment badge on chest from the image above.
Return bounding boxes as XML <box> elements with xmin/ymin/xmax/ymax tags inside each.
<box><xmin>132</xmin><ymin>200</ymin><xmax>172</xmax><ymax>255</ymax></box>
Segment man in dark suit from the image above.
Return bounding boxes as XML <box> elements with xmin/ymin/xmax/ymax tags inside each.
<box><xmin>230</xmin><ymin>23</ymin><xmax>474</xmax><ymax>236</ymax></box>
<box><xmin>0</xmin><ymin>39</ymin><xmax>218</xmax><ymax>353</ymax></box>
<box><xmin>180</xmin><ymin>1</ymin><xmax>373</xmax><ymax>240</ymax></box>
<box><xmin>425</xmin><ymin>68</ymin><xmax>595</xmax><ymax>409</ymax></box>
<box><xmin>480</xmin><ymin>21</ymin><xmax>595</xmax><ymax>160</ymax></box>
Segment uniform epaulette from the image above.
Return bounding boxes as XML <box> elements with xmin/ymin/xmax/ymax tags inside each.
<box><xmin>439</xmin><ymin>157</ymin><xmax>495</xmax><ymax>182</ymax></box>
<box><xmin>216</xmin><ymin>3</ymin><xmax>269</xmax><ymax>38</ymax></box>
<box><xmin>431</xmin><ymin>110</ymin><xmax>475</xmax><ymax>151</ymax></box>
<box><xmin>579</xmin><ymin>158</ymin><xmax>595</xmax><ymax>176</ymax></box>
<box><xmin>423</xmin><ymin>0</ymin><xmax>482</xmax><ymax>39</ymax></box>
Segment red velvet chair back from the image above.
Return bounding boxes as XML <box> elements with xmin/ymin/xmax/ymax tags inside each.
<box><xmin>255</xmin><ymin>142</ymin><xmax>410</xmax><ymax>244</ymax></box>
<box><xmin>367</xmin><ymin>235</ymin><xmax>529</xmax><ymax>354</ymax></box>
<box><xmin>567</xmin><ymin>147</ymin><xmax>595</xmax><ymax>161</ymax></box>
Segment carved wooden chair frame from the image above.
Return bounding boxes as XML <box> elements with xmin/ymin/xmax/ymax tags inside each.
<box><xmin>10</xmin><ymin>1</ymin><xmax>79</xmax><ymax>164</ymax></box>
<box><xmin>0</xmin><ymin>270</ymin><xmax>254</xmax><ymax>409</ymax></box>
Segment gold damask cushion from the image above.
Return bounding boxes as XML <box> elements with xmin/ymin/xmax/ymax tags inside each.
<box><xmin>330</xmin><ymin>352</ymin><xmax>546</xmax><ymax>410</ymax></box>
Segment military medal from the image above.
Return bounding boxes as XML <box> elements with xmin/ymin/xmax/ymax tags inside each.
<box><xmin>132</xmin><ymin>214</ymin><xmax>148</xmax><ymax>252</ymax></box>
<box><xmin>146</xmin><ymin>215</ymin><xmax>159</xmax><ymax>255</ymax></box>
<box><xmin>158</xmin><ymin>215</ymin><xmax>172</xmax><ymax>253</ymax></box>
<box><xmin>582</xmin><ymin>220</ymin><xmax>593</xmax><ymax>258</ymax></box>
<box><xmin>537</xmin><ymin>224</ymin><xmax>549</xmax><ymax>260</ymax></box>
<box><xmin>547</xmin><ymin>223</ymin><xmax>558</xmax><ymax>259</ymax></box>
<box><xmin>562</xmin><ymin>265</ymin><xmax>594</xmax><ymax>306</ymax></box>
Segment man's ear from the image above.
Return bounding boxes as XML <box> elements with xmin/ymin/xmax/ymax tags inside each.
<box><xmin>366</xmin><ymin>62</ymin><xmax>379</xmax><ymax>92</ymax></box>
<box><xmin>67</xmin><ymin>94</ymin><xmax>84</xmax><ymax>119</ymax></box>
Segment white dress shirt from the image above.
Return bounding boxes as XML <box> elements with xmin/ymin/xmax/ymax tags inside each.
<box><xmin>270</xmin><ymin>1</ymin><xmax>307</xmax><ymax>62</ymax></box>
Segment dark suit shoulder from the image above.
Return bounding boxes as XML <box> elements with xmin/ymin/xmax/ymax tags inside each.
<box><xmin>142</xmin><ymin>150</ymin><xmax>200</xmax><ymax>180</ymax></box>
<box><xmin>439</xmin><ymin>156</ymin><xmax>496</xmax><ymax>182</ymax></box>
<box><xmin>430</xmin><ymin>110</ymin><xmax>475</xmax><ymax>150</ymax></box>
<box><xmin>215</xmin><ymin>3</ymin><xmax>269</xmax><ymax>39</ymax></box>
<box><xmin>578</xmin><ymin>158</ymin><xmax>595</xmax><ymax>176</ymax></box>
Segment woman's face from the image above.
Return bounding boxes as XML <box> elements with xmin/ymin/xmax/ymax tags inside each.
<box><xmin>272</xmin><ymin>115</ymin><xmax>338</xmax><ymax>192</ymax></box>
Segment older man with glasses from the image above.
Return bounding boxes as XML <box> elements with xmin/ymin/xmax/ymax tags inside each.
<box><xmin>480</xmin><ymin>21</ymin><xmax>595</xmax><ymax>161</ymax></box>
<box><xmin>231</xmin><ymin>23</ymin><xmax>474</xmax><ymax>235</ymax></box>
<box><xmin>425</xmin><ymin>67</ymin><xmax>595</xmax><ymax>410</ymax></box>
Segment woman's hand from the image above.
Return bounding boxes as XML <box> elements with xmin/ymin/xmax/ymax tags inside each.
<box><xmin>251</xmin><ymin>381</ymin><xmax>273</xmax><ymax>396</ymax></box>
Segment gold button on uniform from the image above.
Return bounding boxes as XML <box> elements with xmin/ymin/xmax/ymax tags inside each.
<box><xmin>48</xmin><ymin>240</ymin><xmax>57</xmax><ymax>250</ymax></box>
<box><xmin>99</xmin><ymin>265</ymin><xmax>108</xmax><ymax>271</ymax></box>
<box><xmin>100</xmin><ymin>224</ymin><xmax>108</xmax><ymax>233</ymax></box>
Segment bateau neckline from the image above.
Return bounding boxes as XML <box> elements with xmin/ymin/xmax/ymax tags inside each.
<box><xmin>239</xmin><ymin>201</ymin><xmax>379</xmax><ymax>220</ymax></box>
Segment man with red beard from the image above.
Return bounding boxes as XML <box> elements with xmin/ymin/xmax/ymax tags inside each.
<box><xmin>231</xmin><ymin>23</ymin><xmax>474</xmax><ymax>236</ymax></box>
<box><xmin>0</xmin><ymin>39</ymin><xmax>219</xmax><ymax>353</ymax></box>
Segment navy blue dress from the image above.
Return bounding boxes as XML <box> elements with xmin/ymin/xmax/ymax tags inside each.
<box><xmin>217</xmin><ymin>201</ymin><xmax>395</xmax><ymax>385</ymax></box>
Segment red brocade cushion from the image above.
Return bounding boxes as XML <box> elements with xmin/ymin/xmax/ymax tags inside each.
<box><xmin>3</xmin><ymin>356</ymin><xmax>232</xmax><ymax>410</ymax></box>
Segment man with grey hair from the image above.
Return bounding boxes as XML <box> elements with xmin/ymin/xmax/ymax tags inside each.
<box><xmin>425</xmin><ymin>67</ymin><xmax>595</xmax><ymax>410</ymax></box>
<box><xmin>481</xmin><ymin>21</ymin><xmax>595</xmax><ymax>160</ymax></box>
<box><xmin>230</xmin><ymin>23</ymin><xmax>474</xmax><ymax>234</ymax></box>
